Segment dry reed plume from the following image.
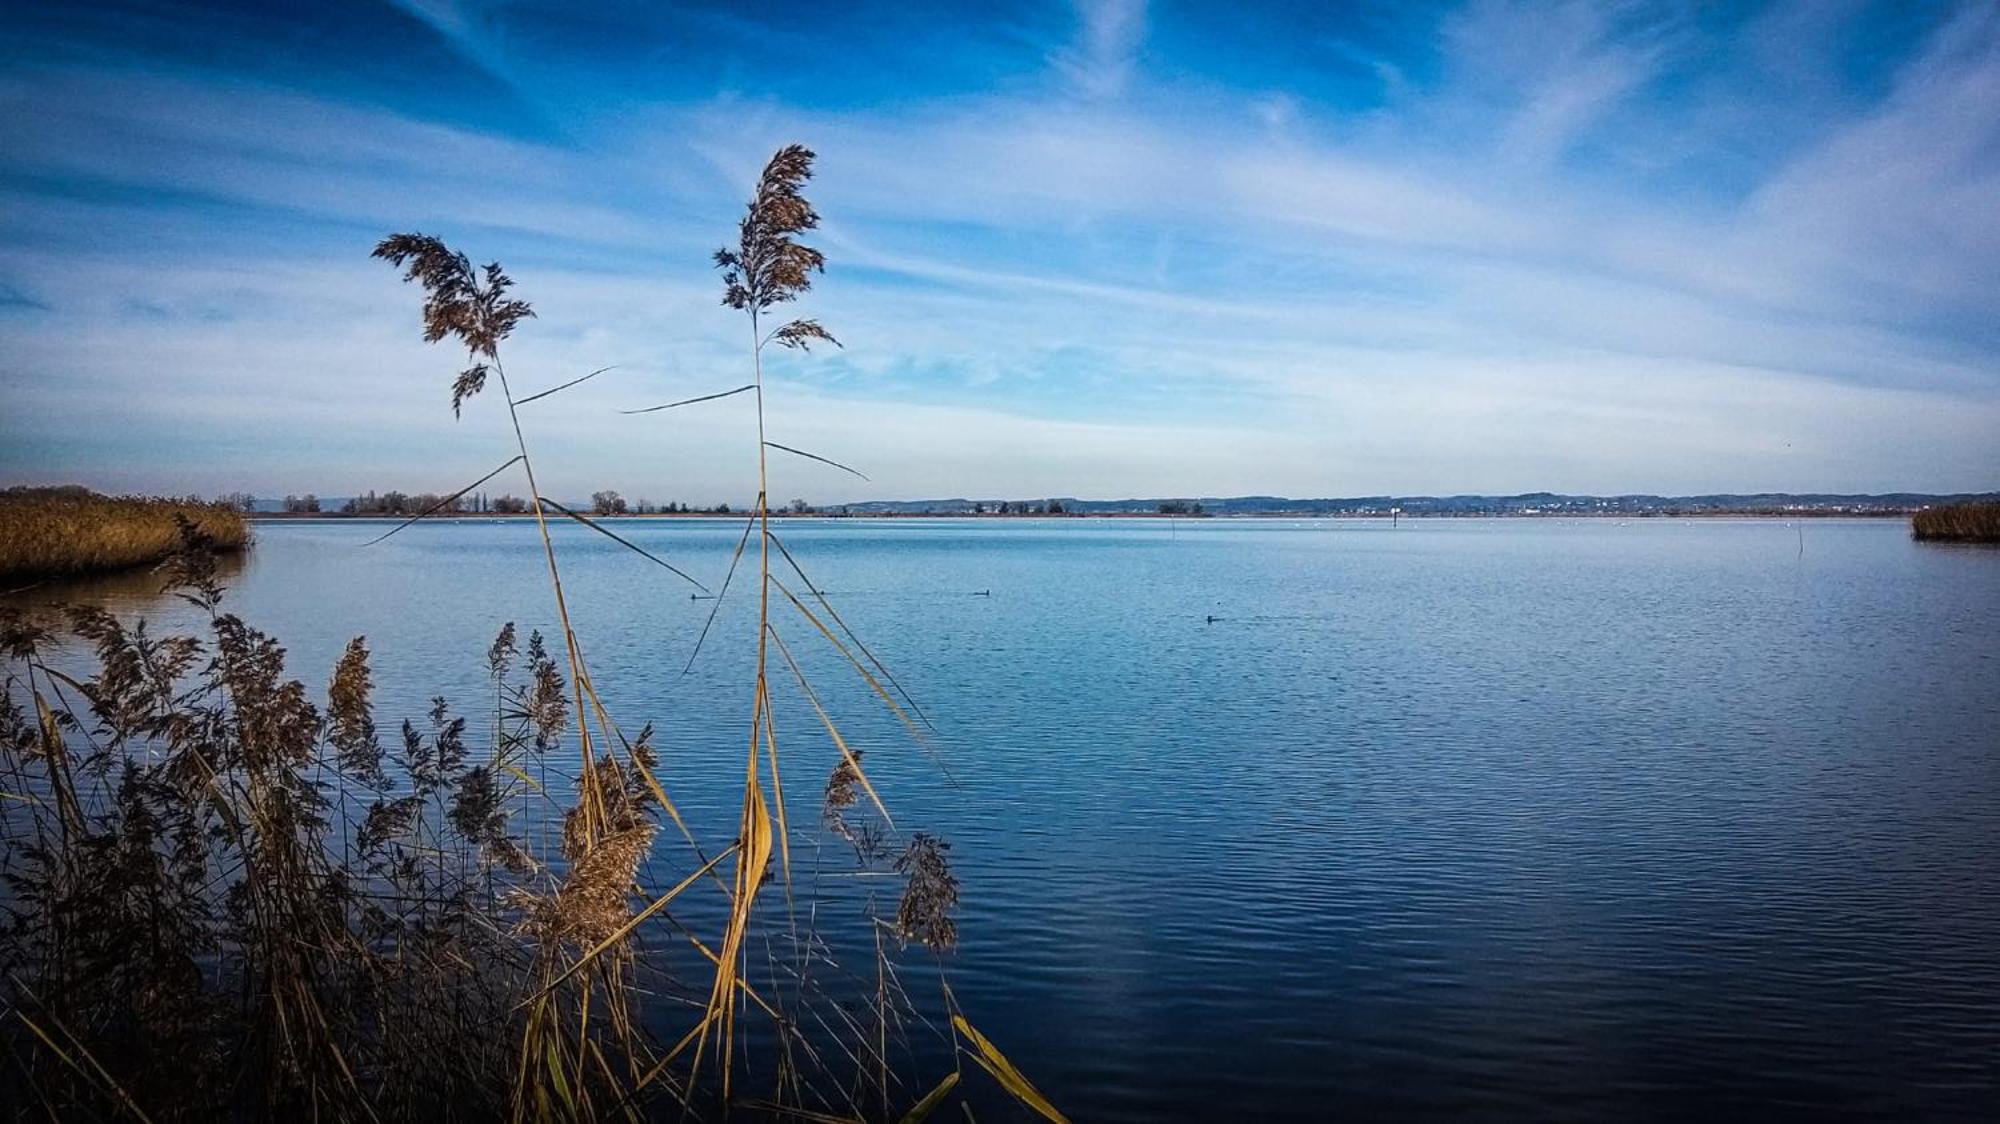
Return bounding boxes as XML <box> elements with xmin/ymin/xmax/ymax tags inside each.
<box><xmin>0</xmin><ymin>487</ymin><xmax>250</xmax><ymax>583</ymax></box>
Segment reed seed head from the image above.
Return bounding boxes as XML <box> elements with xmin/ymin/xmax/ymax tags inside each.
<box><xmin>373</xmin><ymin>233</ymin><xmax>535</xmax><ymax>415</ymax></box>
<box><xmin>716</xmin><ymin>144</ymin><xmax>829</xmax><ymax>314</ymax></box>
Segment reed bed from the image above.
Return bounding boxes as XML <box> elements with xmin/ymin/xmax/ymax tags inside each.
<box><xmin>0</xmin><ymin>145</ymin><xmax>1060</xmax><ymax>1123</ymax></box>
<box><xmin>1912</xmin><ymin>502</ymin><xmax>2000</xmax><ymax>543</ymax></box>
<box><xmin>0</xmin><ymin>488</ymin><xmax>250</xmax><ymax>583</ymax></box>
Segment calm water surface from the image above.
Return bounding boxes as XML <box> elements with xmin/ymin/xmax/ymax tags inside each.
<box><xmin>13</xmin><ymin>517</ymin><xmax>2000</xmax><ymax>1120</ymax></box>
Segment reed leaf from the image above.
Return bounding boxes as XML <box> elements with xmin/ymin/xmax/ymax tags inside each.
<box><xmin>681</xmin><ymin>506</ymin><xmax>760</xmax><ymax>675</ymax></box>
<box><xmin>514</xmin><ymin>365</ymin><xmax>617</xmax><ymax>407</ymax></box>
<box><xmin>764</xmin><ymin>441</ymin><xmax>870</xmax><ymax>481</ymax></box>
<box><xmin>761</xmin><ymin>687</ymin><xmax>794</xmax><ymax>886</ymax></box>
<box><xmin>739</xmin><ymin>1103</ymin><xmax>863</xmax><ymax>1124</ymax></box>
<box><xmin>767</xmin><ymin>625</ymin><xmax>893</xmax><ymax>828</ymax></box>
<box><xmin>361</xmin><ymin>455</ymin><xmax>524</xmax><ymax>545</ymax></box>
<box><xmin>620</xmin><ymin>384</ymin><xmax>757</xmax><ymax>415</ymax></box>
<box><xmin>696</xmin><ymin>733</ymin><xmax>775</xmax><ymax>1104</ymax></box>
<box><xmin>897</xmin><ymin>1071</ymin><xmax>961</xmax><ymax>1124</ymax></box>
<box><xmin>534</xmin><ymin>496</ymin><xmax>708</xmax><ymax>591</ymax></box>
<box><xmin>771</xmin><ymin>576</ymin><xmax>934</xmax><ymax>754</ymax></box>
<box><xmin>14</xmin><ymin>1008</ymin><xmax>157</xmax><ymax>1124</ymax></box>
<box><xmin>767</xmin><ymin>533</ymin><xmax>935</xmax><ymax>731</ymax></box>
<box><xmin>952</xmin><ymin>1016</ymin><xmax>1067</xmax><ymax>1124</ymax></box>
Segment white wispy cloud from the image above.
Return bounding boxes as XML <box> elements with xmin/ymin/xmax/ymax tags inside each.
<box><xmin>1053</xmin><ymin>0</ymin><xmax>1148</xmax><ymax>100</ymax></box>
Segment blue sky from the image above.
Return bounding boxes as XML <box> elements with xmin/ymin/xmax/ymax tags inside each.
<box><xmin>1</xmin><ymin>0</ymin><xmax>1996</xmax><ymax>502</ymax></box>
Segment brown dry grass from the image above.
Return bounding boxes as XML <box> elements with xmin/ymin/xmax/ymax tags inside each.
<box><xmin>0</xmin><ymin>486</ymin><xmax>250</xmax><ymax>582</ymax></box>
<box><xmin>1912</xmin><ymin>502</ymin><xmax>2000</xmax><ymax>543</ymax></box>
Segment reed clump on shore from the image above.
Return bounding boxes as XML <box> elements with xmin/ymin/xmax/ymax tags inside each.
<box><xmin>0</xmin><ymin>485</ymin><xmax>250</xmax><ymax>583</ymax></box>
<box><xmin>0</xmin><ymin>145</ymin><xmax>1062</xmax><ymax>1123</ymax></box>
<box><xmin>1912</xmin><ymin>502</ymin><xmax>2000</xmax><ymax>543</ymax></box>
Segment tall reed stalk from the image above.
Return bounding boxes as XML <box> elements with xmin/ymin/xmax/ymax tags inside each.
<box><xmin>370</xmin><ymin>234</ymin><xmax>721</xmax><ymax>1120</ymax></box>
<box><xmin>637</xmin><ymin>142</ymin><xmax>1062</xmax><ymax>1122</ymax></box>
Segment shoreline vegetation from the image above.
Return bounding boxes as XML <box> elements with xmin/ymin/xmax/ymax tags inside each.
<box><xmin>4</xmin><ymin>481</ymin><xmax>1986</xmax><ymax>588</ymax></box>
<box><xmin>247</xmin><ymin>506</ymin><xmax>1938</xmax><ymax>521</ymax></box>
<box><xmin>0</xmin><ymin>485</ymin><xmax>250</xmax><ymax>584</ymax></box>
<box><xmin>1912</xmin><ymin>502</ymin><xmax>2000</xmax><ymax>543</ymax></box>
<box><xmin>2</xmin><ymin>146</ymin><xmax>1065</xmax><ymax>1123</ymax></box>
<box><xmin>240</xmin><ymin>489</ymin><xmax>1997</xmax><ymax>522</ymax></box>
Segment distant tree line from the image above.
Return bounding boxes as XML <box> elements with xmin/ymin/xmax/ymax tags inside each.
<box><xmin>188</xmin><ymin>491</ymin><xmax>1216</xmax><ymax>518</ymax></box>
<box><xmin>322</xmin><ymin>490</ymin><xmax>740</xmax><ymax>516</ymax></box>
<box><xmin>614</xmin><ymin>494</ymin><xmax>736</xmax><ymax>516</ymax></box>
<box><xmin>975</xmin><ymin>499</ymin><xmax>1069</xmax><ymax>515</ymax></box>
<box><xmin>341</xmin><ymin>490</ymin><xmax>460</xmax><ymax>515</ymax></box>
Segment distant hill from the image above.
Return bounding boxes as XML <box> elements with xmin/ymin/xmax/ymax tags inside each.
<box><xmin>829</xmin><ymin>491</ymin><xmax>2000</xmax><ymax>516</ymax></box>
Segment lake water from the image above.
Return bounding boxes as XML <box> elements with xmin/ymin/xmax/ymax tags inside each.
<box><xmin>10</xmin><ymin>516</ymin><xmax>2000</xmax><ymax>1120</ymax></box>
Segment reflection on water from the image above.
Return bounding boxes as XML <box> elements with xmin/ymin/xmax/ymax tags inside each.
<box><xmin>7</xmin><ymin>517</ymin><xmax>2000</xmax><ymax>1121</ymax></box>
<box><xmin>4</xmin><ymin>548</ymin><xmax>250</xmax><ymax>611</ymax></box>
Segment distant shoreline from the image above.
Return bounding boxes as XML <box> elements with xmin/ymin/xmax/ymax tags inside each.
<box><xmin>234</xmin><ymin>488</ymin><xmax>1997</xmax><ymax>522</ymax></box>
<box><xmin>247</xmin><ymin>508</ymin><xmax>1923</xmax><ymax>522</ymax></box>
